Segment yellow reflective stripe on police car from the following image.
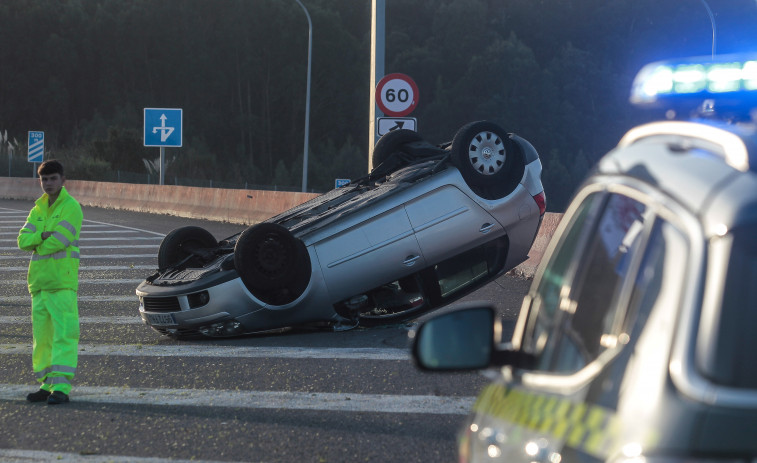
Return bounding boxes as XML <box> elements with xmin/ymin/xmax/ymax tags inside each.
<box><xmin>473</xmin><ymin>383</ymin><xmax>620</xmax><ymax>459</ymax></box>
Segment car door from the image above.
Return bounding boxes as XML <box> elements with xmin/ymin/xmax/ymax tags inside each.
<box><xmin>313</xmin><ymin>205</ymin><xmax>426</xmax><ymax>303</ymax></box>
<box><xmin>404</xmin><ymin>185</ymin><xmax>504</xmax><ymax>265</ymax></box>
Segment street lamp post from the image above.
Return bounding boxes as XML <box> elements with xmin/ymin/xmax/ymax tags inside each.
<box><xmin>699</xmin><ymin>0</ymin><xmax>717</xmax><ymax>59</ymax></box>
<box><xmin>294</xmin><ymin>0</ymin><xmax>312</xmax><ymax>192</ymax></box>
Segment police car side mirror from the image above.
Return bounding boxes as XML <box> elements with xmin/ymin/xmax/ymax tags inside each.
<box><xmin>411</xmin><ymin>302</ymin><xmax>535</xmax><ymax>372</ymax></box>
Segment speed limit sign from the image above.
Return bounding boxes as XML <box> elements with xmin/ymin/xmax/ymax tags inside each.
<box><xmin>376</xmin><ymin>73</ymin><xmax>419</xmax><ymax>117</ymax></box>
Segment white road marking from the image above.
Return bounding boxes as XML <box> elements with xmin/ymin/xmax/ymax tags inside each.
<box><xmin>0</xmin><ymin>237</ymin><xmax>162</xmax><ymax>243</ymax></box>
<box><xmin>0</xmin><ymin>245</ymin><xmax>159</xmax><ymax>250</ymax></box>
<box><xmin>0</xmin><ymin>212</ymin><xmax>165</xmax><ymax>237</ymax></box>
<box><xmin>83</xmin><ymin>218</ymin><xmax>166</xmax><ymax>236</ymax></box>
<box><xmin>0</xmin><ymin>449</ymin><xmax>239</xmax><ymax>463</ymax></box>
<box><xmin>0</xmin><ymin>224</ymin><xmax>122</xmax><ymax>229</ymax></box>
<box><xmin>0</xmin><ymin>265</ymin><xmax>155</xmax><ymax>271</ymax></box>
<box><xmin>2</xmin><ymin>295</ymin><xmax>136</xmax><ymax>303</ymax></box>
<box><xmin>0</xmin><ymin>316</ymin><xmax>141</xmax><ymax>324</ymax></box>
<box><xmin>0</xmin><ymin>278</ymin><xmax>142</xmax><ymax>285</ymax></box>
<box><xmin>0</xmin><ymin>383</ymin><xmax>475</xmax><ymax>415</ymax></box>
<box><xmin>0</xmin><ymin>230</ymin><xmax>142</xmax><ymax>236</ymax></box>
<box><xmin>0</xmin><ymin>343</ymin><xmax>411</xmax><ymax>360</ymax></box>
<box><xmin>0</xmin><ymin>254</ymin><xmax>156</xmax><ymax>259</ymax></box>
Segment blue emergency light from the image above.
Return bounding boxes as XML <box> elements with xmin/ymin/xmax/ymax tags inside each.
<box><xmin>631</xmin><ymin>54</ymin><xmax>757</xmax><ymax>112</ymax></box>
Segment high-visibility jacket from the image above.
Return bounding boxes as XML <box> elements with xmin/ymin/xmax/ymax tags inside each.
<box><xmin>17</xmin><ymin>186</ymin><xmax>82</xmax><ymax>293</ymax></box>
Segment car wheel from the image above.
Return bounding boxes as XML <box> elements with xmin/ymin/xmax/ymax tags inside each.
<box><xmin>157</xmin><ymin>226</ymin><xmax>218</xmax><ymax>272</ymax></box>
<box><xmin>234</xmin><ymin>223</ymin><xmax>311</xmax><ymax>304</ymax></box>
<box><xmin>371</xmin><ymin>129</ymin><xmax>425</xmax><ymax>170</ymax></box>
<box><xmin>450</xmin><ymin>121</ymin><xmax>526</xmax><ymax>199</ymax></box>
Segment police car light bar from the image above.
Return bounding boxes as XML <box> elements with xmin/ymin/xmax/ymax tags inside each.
<box><xmin>631</xmin><ymin>54</ymin><xmax>757</xmax><ymax>106</ymax></box>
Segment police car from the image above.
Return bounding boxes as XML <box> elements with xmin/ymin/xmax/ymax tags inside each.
<box><xmin>411</xmin><ymin>53</ymin><xmax>757</xmax><ymax>462</ymax></box>
<box><xmin>137</xmin><ymin>120</ymin><xmax>545</xmax><ymax>338</ymax></box>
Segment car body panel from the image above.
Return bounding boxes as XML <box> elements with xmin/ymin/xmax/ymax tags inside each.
<box><xmin>405</xmin><ymin>185</ymin><xmax>504</xmax><ymax>263</ymax></box>
<box><xmin>314</xmin><ymin>204</ymin><xmax>425</xmax><ymax>303</ymax></box>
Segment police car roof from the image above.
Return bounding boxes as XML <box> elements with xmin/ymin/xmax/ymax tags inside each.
<box><xmin>592</xmin><ymin>53</ymin><xmax>757</xmax><ymax>233</ymax></box>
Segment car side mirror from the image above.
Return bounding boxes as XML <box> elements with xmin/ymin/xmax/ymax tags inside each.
<box><xmin>411</xmin><ymin>302</ymin><xmax>536</xmax><ymax>372</ymax></box>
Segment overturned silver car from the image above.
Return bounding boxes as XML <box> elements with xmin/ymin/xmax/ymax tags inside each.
<box><xmin>136</xmin><ymin>120</ymin><xmax>546</xmax><ymax>338</ymax></box>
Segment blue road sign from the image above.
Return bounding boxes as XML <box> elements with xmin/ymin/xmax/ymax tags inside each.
<box><xmin>28</xmin><ymin>131</ymin><xmax>44</xmax><ymax>163</ymax></box>
<box><xmin>144</xmin><ymin>108</ymin><xmax>182</xmax><ymax>147</ymax></box>
<box><xmin>335</xmin><ymin>178</ymin><xmax>351</xmax><ymax>188</ymax></box>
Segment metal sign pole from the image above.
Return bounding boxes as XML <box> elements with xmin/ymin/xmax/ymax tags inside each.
<box><xmin>369</xmin><ymin>0</ymin><xmax>385</xmax><ymax>172</ymax></box>
<box><xmin>160</xmin><ymin>146</ymin><xmax>165</xmax><ymax>185</ymax></box>
<box><xmin>294</xmin><ymin>0</ymin><xmax>312</xmax><ymax>193</ymax></box>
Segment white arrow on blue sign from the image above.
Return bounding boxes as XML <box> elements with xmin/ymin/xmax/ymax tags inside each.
<box><xmin>144</xmin><ymin>108</ymin><xmax>183</xmax><ymax>147</ymax></box>
<box><xmin>28</xmin><ymin>131</ymin><xmax>44</xmax><ymax>163</ymax></box>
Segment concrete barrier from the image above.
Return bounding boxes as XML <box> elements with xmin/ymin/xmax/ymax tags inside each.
<box><xmin>1</xmin><ymin>177</ymin><xmax>561</xmax><ymax>277</ymax></box>
<box><xmin>509</xmin><ymin>212</ymin><xmax>561</xmax><ymax>279</ymax></box>
<box><xmin>0</xmin><ymin>178</ymin><xmax>319</xmax><ymax>226</ymax></box>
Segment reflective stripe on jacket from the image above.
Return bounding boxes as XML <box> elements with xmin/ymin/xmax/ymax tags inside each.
<box><xmin>17</xmin><ymin>186</ymin><xmax>82</xmax><ymax>293</ymax></box>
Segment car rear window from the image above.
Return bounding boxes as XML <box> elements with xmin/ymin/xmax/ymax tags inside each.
<box><xmin>707</xmin><ymin>223</ymin><xmax>757</xmax><ymax>389</ymax></box>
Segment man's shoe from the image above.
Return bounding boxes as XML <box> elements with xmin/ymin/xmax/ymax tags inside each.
<box><xmin>26</xmin><ymin>389</ymin><xmax>52</xmax><ymax>402</ymax></box>
<box><xmin>47</xmin><ymin>391</ymin><xmax>70</xmax><ymax>405</ymax></box>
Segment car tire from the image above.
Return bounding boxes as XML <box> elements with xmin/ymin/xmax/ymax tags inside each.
<box><xmin>157</xmin><ymin>226</ymin><xmax>218</xmax><ymax>272</ymax></box>
<box><xmin>371</xmin><ymin>129</ymin><xmax>425</xmax><ymax>170</ymax></box>
<box><xmin>451</xmin><ymin>121</ymin><xmax>526</xmax><ymax>200</ymax></box>
<box><xmin>234</xmin><ymin>223</ymin><xmax>311</xmax><ymax>304</ymax></box>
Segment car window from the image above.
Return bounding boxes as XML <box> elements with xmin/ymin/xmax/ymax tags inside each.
<box><xmin>529</xmin><ymin>193</ymin><xmax>648</xmax><ymax>373</ymax></box>
<box><xmin>706</xmin><ymin>223</ymin><xmax>757</xmax><ymax>388</ymax></box>
<box><xmin>432</xmin><ymin>238</ymin><xmax>508</xmax><ymax>301</ymax></box>
<box><xmin>623</xmin><ymin>219</ymin><xmax>687</xmax><ymax>338</ymax></box>
<box><xmin>521</xmin><ymin>192</ymin><xmax>603</xmax><ymax>364</ymax></box>
<box><xmin>586</xmin><ymin>218</ymin><xmax>689</xmax><ymax>410</ymax></box>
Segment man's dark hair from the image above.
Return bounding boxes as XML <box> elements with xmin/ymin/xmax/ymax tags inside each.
<box><xmin>37</xmin><ymin>159</ymin><xmax>64</xmax><ymax>177</ymax></box>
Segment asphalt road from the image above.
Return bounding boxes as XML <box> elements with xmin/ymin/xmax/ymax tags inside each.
<box><xmin>0</xmin><ymin>198</ymin><xmax>531</xmax><ymax>463</ymax></box>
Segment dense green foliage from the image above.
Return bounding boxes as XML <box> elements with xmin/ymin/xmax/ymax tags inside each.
<box><xmin>1</xmin><ymin>0</ymin><xmax>756</xmax><ymax>210</ymax></box>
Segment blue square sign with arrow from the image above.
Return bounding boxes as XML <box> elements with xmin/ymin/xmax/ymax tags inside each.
<box><xmin>144</xmin><ymin>108</ymin><xmax>183</xmax><ymax>147</ymax></box>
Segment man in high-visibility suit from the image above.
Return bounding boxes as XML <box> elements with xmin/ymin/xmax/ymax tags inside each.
<box><xmin>17</xmin><ymin>159</ymin><xmax>82</xmax><ymax>405</ymax></box>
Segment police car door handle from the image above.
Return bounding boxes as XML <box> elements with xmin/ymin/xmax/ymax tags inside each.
<box><xmin>403</xmin><ymin>255</ymin><xmax>421</xmax><ymax>266</ymax></box>
<box><xmin>480</xmin><ymin>223</ymin><xmax>494</xmax><ymax>234</ymax></box>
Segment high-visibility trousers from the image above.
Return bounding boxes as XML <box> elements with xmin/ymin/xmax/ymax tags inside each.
<box><xmin>31</xmin><ymin>290</ymin><xmax>79</xmax><ymax>394</ymax></box>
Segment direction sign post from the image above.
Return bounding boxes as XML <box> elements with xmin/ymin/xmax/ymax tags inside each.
<box><xmin>28</xmin><ymin>131</ymin><xmax>44</xmax><ymax>176</ymax></box>
<box><xmin>144</xmin><ymin>108</ymin><xmax>183</xmax><ymax>185</ymax></box>
<box><xmin>372</xmin><ymin>73</ymin><xmax>419</xmax><ymax>169</ymax></box>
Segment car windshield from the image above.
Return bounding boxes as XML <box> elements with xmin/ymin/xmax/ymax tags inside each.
<box><xmin>705</xmin><ymin>222</ymin><xmax>757</xmax><ymax>388</ymax></box>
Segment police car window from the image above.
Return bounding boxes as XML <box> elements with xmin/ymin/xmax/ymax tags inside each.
<box><xmin>547</xmin><ymin>194</ymin><xmax>648</xmax><ymax>373</ymax></box>
<box><xmin>707</xmin><ymin>223</ymin><xmax>757</xmax><ymax>388</ymax></box>
<box><xmin>524</xmin><ymin>192</ymin><xmax>602</xmax><ymax>365</ymax></box>
<box><xmin>623</xmin><ymin>218</ymin><xmax>687</xmax><ymax>344</ymax></box>
<box><xmin>584</xmin><ymin>219</ymin><xmax>687</xmax><ymax>410</ymax></box>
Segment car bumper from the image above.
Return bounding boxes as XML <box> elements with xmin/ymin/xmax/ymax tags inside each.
<box><xmin>138</xmin><ymin>277</ymin><xmax>261</xmax><ymax>335</ymax></box>
<box><xmin>137</xmin><ymin>265</ymin><xmax>338</xmax><ymax>336</ymax></box>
